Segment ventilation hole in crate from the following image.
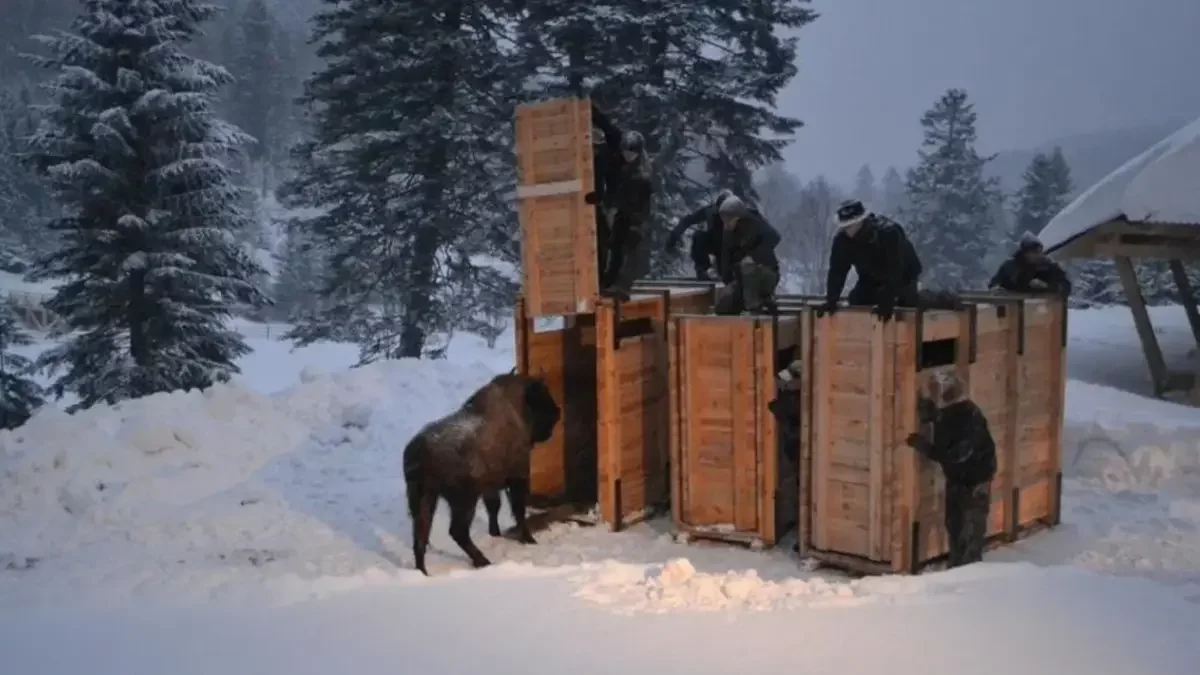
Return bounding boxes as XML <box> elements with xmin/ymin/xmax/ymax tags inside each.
<box><xmin>615</xmin><ymin>316</ymin><xmax>654</xmax><ymax>340</ymax></box>
<box><xmin>920</xmin><ymin>338</ymin><xmax>957</xmax><ymax>369</ymax></box>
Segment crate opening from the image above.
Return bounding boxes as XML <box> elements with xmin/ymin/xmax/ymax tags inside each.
<box><xmin>615</xmin><ymin>315</ymin><xmax>655</xmax><ymax>341</ymax></box>
<box><xmin>919</xmin><ymin>337</ymin><xmax>957</xmax><ymax>369</ymax></box>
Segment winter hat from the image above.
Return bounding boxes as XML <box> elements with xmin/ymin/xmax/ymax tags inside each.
<box><xmin>1018</xmin><ymin>231</ymin><xmax>1043</xmax><ymax>253</ymax></box>
<box><xmin>718</xmin><ymin>195</ymin><xmax>749</xmax><ymax>220</ymax></box>
<box><xmin>836</xmin><ymin>199</ymin><xmax>868</xmax><ymax>228</ymax></box>
<box><xmin>620</xmin><ymin>130</ymin><xmax>644</xmax><ymax>153</ymax></box>
<box><xmin>714</xmin><ymin>189</ymin><xmax>735</xmax><ymax>208</ymax></box>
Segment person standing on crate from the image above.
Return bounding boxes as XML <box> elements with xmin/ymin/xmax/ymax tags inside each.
<box><xmin>585</xmin><ymin>102</ymin><xmax>652</xmax><ymax>301</ymax></box>
<box><xmin>988</xmin><ymin>232</ymin><xmax>1073</xmax><ymax>298</ymax></box>
<box><xmin>713</xmin><ymin>195</ymin><xmax>781</xmax><ymax>315</ymax></box>
<box><xmin>905</xmin><ymin>369</ymin><xmax>998</xmax><ymax>569</ymax></box>
<box><xmin>819</xmin><ymin>199</ymin><xmax>923</xmax><ymax>322</ymax></box>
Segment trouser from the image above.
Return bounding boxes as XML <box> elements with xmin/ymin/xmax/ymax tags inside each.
<box><xmin>714</xmin><ymin>260</ymin><xmax>779</xmax><ymax>315</ymax></box>
<box><xmin>847</xmin><ymin>279</ymin><xmax>920</xmax><ymax>307</ymax></box>
<box><xmin>595</xmin><ymin>204</ymin><xmax>613</xmax><ymax>279</ymax></box>
<box><xmin>945</xmin><ymin>480</ymin><xmax>991</xmax><ymax>568</ymax></box>
<box><xmin>689</xmin><ymin>235</ymin><xmax>713</xmax><ymax>279</ymax></box>
<box><xmin>602</xmin><ymin>210</ymin><xmax>647</xmax><ymax>295</ymax></box>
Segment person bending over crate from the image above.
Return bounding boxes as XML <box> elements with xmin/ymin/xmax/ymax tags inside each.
<box><xmin>905</xmin><ymin>370</ymin><xmax>998</xmax><ymax>569</ymax></box>
<box><xmin>819</xmin><ymin>199</ymin><xmax>923</xmax><ymax>322</ymax></box>
<box><xmin>666</xmin><ymin>189</ymin><xmax>764</xmax><ymax>281</ymax></box>
<box><xmin>585</xmin><ymin>102</ymin><xmax>652</xmax><ymax>301</ymax></box>
<box><xmin>714</xmin><ymin>195</ymin><xmax>781</xmax><ymax>315</ymax></box>
<box><xmin>988</xmin><ymin>232</ymin><xmax>1072</xmax><ymax>298</ymax></box>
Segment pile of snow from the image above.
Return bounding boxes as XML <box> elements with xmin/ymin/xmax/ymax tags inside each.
<box><xmin>572</xmin><ymin>557</ymin><xmax>875</xmax><ymax>613</ymax></box>
<box><xmin>0</xmin><ymin>358</ymin><xmax>501</xmax><ymax>608</ymax></box>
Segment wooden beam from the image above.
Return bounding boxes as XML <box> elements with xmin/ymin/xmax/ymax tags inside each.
<box><xmin>1169</xmin><ymin>259</ymin><xmax>1200</xmax><ymax>348</ymax></box>
<box><xmin>1114</xmin><ymin>256</ymin><xmax>1170</xmax><ymax>396</ymax></box>
<box><xmin>1091</xmin><ymin>241</ymin><xmax>1200</xmax><ymax>262</ymax></box>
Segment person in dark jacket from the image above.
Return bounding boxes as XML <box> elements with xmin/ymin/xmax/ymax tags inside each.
<box><xmin>906</xmin><ymin>369</ymin><xmax>998</xmax><ymax>569</ymax></box>
<box><xmin>586</xmin><ymin>103</ymin><xmax>652</xmax><ymax>300</ymax></box>
<box><xmin>665</xmin><ymin>189</ymin><xmax>734</xmax><ymax>280</ymax></box>
<box><xmin>714</xmin><ymin>195</ymin><xmax>780</xmax><ymax>315</ymax></box>
<box><xmin>820</xmin><ymin>199</ymin><xmax>922</xmax><ymax>322</ymax></box>
<box><xmin>989</xmin><ymin>232</ymin><xmax>1072</xmax><ymax>297</ymax></box>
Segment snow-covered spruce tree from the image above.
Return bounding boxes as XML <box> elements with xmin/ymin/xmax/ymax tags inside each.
<box><xmin>25</xmin><ymin>0</ymin><xmax>268</xmax><ymax>410</ymax></box>
<box><xmin>1012</xmin><ymin>147</ymin><xmax>1072</xmax><ymax>243</ymax></box>
<box><xmin>280</xmin><ymin>0</ymin><xmax>521</xmax><ymax>361</ymax></box>
<box><xmin>878</xmin><ymin>166</ymin><xmax>907</xmax><ymax>218</ymax></box>
<box><xmin>271</xmin><ymin>225</ymin><xmax>326</xmax><ymax>322</ymax></box>
<box><xmin>225</xmin><ymin>0</ymin><xmax>293</xmax><ymax>189</ymax></box>
<box><xmin>518</xmin><ymin>0</ymin><xmax>814</xmax><ymax>276</ymax></box>
<box><xmin>851</xmin><ymin>164</ymin><xmax>876</xmax><ymax>207</ymax></box>
<box><xmin>0</xmin><ymin>303</ymin><xmax>44</xmax><ymax>429</ymax></box>
<box><xmin>903</xmin><ymin>88</ymin><xmax>1003</xmax><ymax>289</ymax></box>
<box><xmin>0</xmin><ymin>84</ymin><xmax>55</xmax><ymax>272</ymax></box>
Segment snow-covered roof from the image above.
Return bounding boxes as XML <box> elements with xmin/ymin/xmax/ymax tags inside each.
<box><xmin>1039</xmin><ymin>114</ymin><xmax>1200</xmax><ymax>252</ymax></box>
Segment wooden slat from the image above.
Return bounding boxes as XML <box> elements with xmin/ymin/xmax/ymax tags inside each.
<box><xmin>515</xmin><ymin>97</ymin><xmax>597</xmax><ymax>317</ymax></box>
<box><xmin>867</xmin><ymin>318</ymin><xmax>885</xmax><ymax>560</ymax></box>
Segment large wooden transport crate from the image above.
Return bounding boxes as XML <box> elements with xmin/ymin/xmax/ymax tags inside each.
<box><xmin>514</xmin><ymin>284</ymin><xmax>718</xmax><ymax>530</ymax></box>
<box><xmin>803</xmin><ymin>297</ymin><xmax>1066</xmax><ymax>574</ymax></box>
<box><xmin>667</xmin><ymin>308</ymin><xmax>812</xmax><ymax>548</ymax></box>
<box><xmin>515</xmin><ymin>97</ymin><xmax>598</xmax><ymax>317</ymax></box>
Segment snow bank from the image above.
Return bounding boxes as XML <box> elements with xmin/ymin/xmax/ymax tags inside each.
<box><xmin>0</xmin><ymin>357</ymin><xmax>500</xmax><ymax>607</ymax></box>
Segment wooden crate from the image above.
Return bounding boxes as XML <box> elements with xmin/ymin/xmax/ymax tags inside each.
<box><xmin>515</xmin><ymin>97</ymin><xmax>598</xmax><ymax>318</ymax></box>
<box><xmin>803</xmin><ymin>298</ymin><xmax>1066</xmax><ymax>574</ymax></box>
<box><xmin>667</xmin><ymin>310</ymin><xmax>810</xmax><ymax>547</ymax></box>
<box><xmin>515</xmin><ymin>285</ymin><xmax>719</xmax><ymax>528</ymax></box>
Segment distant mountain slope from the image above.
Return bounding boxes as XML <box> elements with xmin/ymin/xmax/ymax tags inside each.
<box><xmin>986</xmin><ymin>119</ymin><xmax>1190</xmax><ymax>197</ymax></box>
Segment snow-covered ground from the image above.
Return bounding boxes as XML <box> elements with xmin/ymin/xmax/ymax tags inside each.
<box><xmin>2</xmin><ymin>304</ymin><xmax>1200</xmax><ymax>674</ymax></box>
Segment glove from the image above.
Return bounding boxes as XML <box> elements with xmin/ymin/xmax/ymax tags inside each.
<box><xmin>815</xmin><ymin>300</ymin><xmax>839</xmax><ymax>317</ymax></box>
<box><xmin>584</xmin><ymin>191</ymin><xmax>598</xmax><ymax>205</ymax></box>
<box><xmin>872</xmin><ymin>299</ymin><xmax>894</xmax><ymax>322</ymax></box>
<box><xmin>666</xmin><ymin>229</ymin><xmax>681</xmax><ymax>250</ymax></box>
<box><xmin>905</xmin><ymin>432</ymin><xmax>929</xmax><ymax>452</ymax></box>
<box><xmin>705</xmin><ymin>267</ymin><xmax>720</xmax><ymax>281</ymax></box>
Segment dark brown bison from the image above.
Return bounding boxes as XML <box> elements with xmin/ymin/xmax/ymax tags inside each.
<box><xmin>403</xmin><ymin>372</ymin><xmax>561</xmax><ymax>576</ymax></box>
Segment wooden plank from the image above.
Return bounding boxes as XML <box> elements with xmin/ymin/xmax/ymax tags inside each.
<box><xmin>1114</xmin><ymin>255</ymin><xmax>1169</xmax><ymax>396</ymax></box>
<box><xmin>669</xmin><ymin>318</ymin><xmax>684</xmax><ymax>527</ymax></box>
<box><xmin>798</xmin><ymin>308</ymin><xmax>815</xmax><ymax>554</ymax></box>
<box><xmin>1169</xmin><ymin>259</ymin><xmax>1200</xmax><ymax>347</ymax></box>
<box><xmin>760</xmin><ymin>321</ymin><xmax>779</xmax><ymax>545</ymax></box>
<box><xmin>867</xmin><ymin>318</ymin><xmax>885</xmax><ymax>560</ymax></box>
<box><xmin>811</xmin><ymin>313</ymin><xmax>835</xmax><ymax>550</ymax></box>
<box><xmin>732</xmin><ymin>322</ymin><xmax>757</xmax><ymax>532</ymax></box>
<box><xmin>595</xmin><ymin>300</ymin><xmax>620</xmax><ymax>526</ymax></box>
<box><xmin>515</xmin><ymin>97</ymin><xmax>597</xmax><ymax>318</ymax></box>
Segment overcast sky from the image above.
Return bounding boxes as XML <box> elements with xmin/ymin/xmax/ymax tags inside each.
<box><xmin>780</xmin><ymin>0</ymin><xmax>1200</xmax><ymax>185</ymax></box>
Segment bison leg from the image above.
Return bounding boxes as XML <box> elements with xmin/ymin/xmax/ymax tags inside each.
<box><xmin>483</xmin><ymin>489</ymin><xmax>503</xmax><ymax>537</ymax></box>
<box><xmin>446</xmin><ymin>488</ymin><xmax>491</xmax><ymax>569</ymax></box>
<box><xmin>506</xmin><ymin>477</ymin><xmax>537</xmax><ymax>545</ymax></box>
<box><xmin>411</xmin><ymin>490</ymin><xmax>438</xmax><ymax>576</ymax></box>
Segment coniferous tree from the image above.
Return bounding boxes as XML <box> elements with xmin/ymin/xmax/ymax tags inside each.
<box><xmin>0</xmin><ymin>84</ymin><xmax>55</xmax><ymax>271</ymax></box>
<box><xmin>852</xmin><ymin>164</ymin><xmax>876</xmax><ymax>207</ymax></box>
<box><xmin>226</xmin><ymin>0</ymin><xmax>293</xmax><ymax>186</ymax></box>
<box><xmin>281</xmin><ymin>0</ymin><xmax>521</xmax><ymax>361</ymax></box>
<box><xmin>1012</xmin><ymin>147</ymin><xmax>1072</xmax><ymax>242</ymax></box>
<box><xmin>879</xmin><ymin>166</ymin><xmax>907</xmax><ymax>218</ymax></box>
<box><xmin>272</xmin><ymin>226</ymin><xmax>326</xmax><ymax>321</ymax></box>
<box><xmin>903</xmin><ymin>88</ymin><xmax>1003</xmax><ymax>288</ymax></box>
<box><xmin>518</xmin><ymin>0</ymin><xmax>816</xmax><ymax>276</ymax></box>
<box><xmin>26</xmin><ymin>0</ymin><xmax>268</xmax><ymax>410</ymax></box>
<box><xmin>0</xmin><ymin>304</ymin><xmax>44</xmax><ymax>429</ymax></box>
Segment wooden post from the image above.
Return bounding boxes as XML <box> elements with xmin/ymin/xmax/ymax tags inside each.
<box><xmin>1114</xmin><ymin>256</ymin><xmax>1170</xmax><ymax>396</ymax></box>
<box><xmin>1169</xmin><ymin>259</ymin><xmax>1200</xmax><ymax>348</ymax></box>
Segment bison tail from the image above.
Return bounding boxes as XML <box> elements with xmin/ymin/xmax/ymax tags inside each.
<box><xmin>403</xmin><ymin>436</ymin><xmax>429</xmax><ymax>521</ymax></box>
